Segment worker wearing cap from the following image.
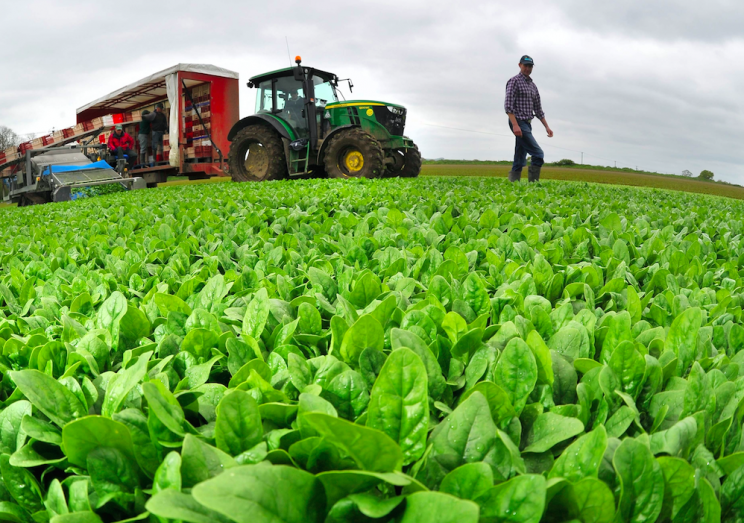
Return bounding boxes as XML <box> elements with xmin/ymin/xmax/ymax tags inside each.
<box><xmin>151</xmin><ymin>103</ymin><xmax>169</xmax><ymax>162</ymax></box>
<box><xmin>504</xmin><ymin>55</ymin><xmax>553</xmax><ymax>182</ymax></box>
<box><xmin>108</xmin><ymin>125</ymin><xmax>136</xmax><ymax>169</ymax></box>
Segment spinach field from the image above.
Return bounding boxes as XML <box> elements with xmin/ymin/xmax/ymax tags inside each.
<box><xmin>0</xmin><ymin>178</ymin><xmax>743</xmax><ymax>523</ymax></box>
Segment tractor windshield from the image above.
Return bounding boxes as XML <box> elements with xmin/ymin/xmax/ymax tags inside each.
<box><xmin>313</xmin><ymin>76</ymin><xmax>337</xmax><ymax>108</ymax></box>
<box><xmin>255</xmin><ymin>81</ymin><xmax>273</xmax><ymax>114</ymax></box>
<box><xmin>275</xmin><ymin>77</ymin><xmax>307</xmax><ymax>137</ymax></box>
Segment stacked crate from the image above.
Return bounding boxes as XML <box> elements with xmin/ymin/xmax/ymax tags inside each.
<box><xmin>0</xmin><ymin>147</ymin><xmax>21</xmax><ymax>167</ymax></box>
<box><xmin>183</xmin><ymin>82</ymin><xmax>212</xmax><ymax>160</ymax></box>
<box><xmin>0</xmin><ymin>99</ymin><xmax>178</xmax><ymax>168</ymax></box>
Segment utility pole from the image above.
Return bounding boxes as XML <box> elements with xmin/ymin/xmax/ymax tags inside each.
<box><xmin>581</xmin><ymin>152</ymin><xmax>583</xmax><ymax>165</ymax></box>
<box><xmin>614</xmin><ymin>161</ymin><xmax>617</xmax><ymax>168</ymax></box>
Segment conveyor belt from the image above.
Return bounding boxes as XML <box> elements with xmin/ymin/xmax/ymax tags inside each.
<box><xmin>52</xmin><ymin>168</ymin><xmax>123</xmax><ymax>188</ymax></box>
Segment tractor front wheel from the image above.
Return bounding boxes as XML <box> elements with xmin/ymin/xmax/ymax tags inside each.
<box><xmin>228</xmin><ymin>125</ymin><xmax>287</xmax><ymax>182</ymax></box>
<box><xmin>385</xmin><ymin>144</ymin><xmax>421</xmax><ymax>178</ymax></box>
<box><xmin>324</xmin><ymin>128</ymin><xmax>384</xmax><ymax>179</ymax></box>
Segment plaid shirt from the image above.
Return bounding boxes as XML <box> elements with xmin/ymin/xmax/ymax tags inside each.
<box><xmin>504</xmin><ymin>73</ymin><xmax>545</xmax><ymax>121</ymax></box>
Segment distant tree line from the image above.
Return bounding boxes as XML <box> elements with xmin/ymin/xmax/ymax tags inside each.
<box><xmin>698</xmin><ymin>170</ymin><xmax>714</xmax><ymax>180</ymax></box>
<box><xmin>682</xmin><ymin>169</ymin><xmax>714</xmax><ymax>180</ymax></box>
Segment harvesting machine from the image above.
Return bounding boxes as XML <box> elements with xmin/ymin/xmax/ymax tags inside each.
<box><xmin>1</xmin><ymin>146</ymin><xmax>145</xmax><ymax>207</ymax></box>
<box><xmin>227</xmin><ymin>57</ymin><xmax>421</xmax><ymax>181</ymax></box>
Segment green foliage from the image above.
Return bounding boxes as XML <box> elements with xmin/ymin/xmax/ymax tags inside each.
<box><xmin>71</xmin><ymin>182</ymin><xmax>126</xmax><ymax>201</ymax></box>
<box><xmin>0</xmin><ymin>177</ymin><xmax>742</xmax><ymax>521</ymax></box>
<box><xmin>699</xmin><ymin>169</ymin><xmax>715</xmax><ymax>180</ymax></box>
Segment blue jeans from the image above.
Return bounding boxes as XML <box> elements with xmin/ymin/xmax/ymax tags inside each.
<box><xmin>509</xmin><ymin>119</ymin><xmax>544</xmax><ymax>173</ymax></box>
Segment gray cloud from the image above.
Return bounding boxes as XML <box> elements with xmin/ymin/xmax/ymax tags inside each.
<box><xmin>1</xmin><ymin>0</ymin><xmax>742</xmax><ymax>184</ymax></box>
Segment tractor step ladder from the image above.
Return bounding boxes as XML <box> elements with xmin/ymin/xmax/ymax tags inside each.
<box><xmin>289</xmin><ymin>142</ymin><xmax>310</xmax><ymax>176</ymax></box>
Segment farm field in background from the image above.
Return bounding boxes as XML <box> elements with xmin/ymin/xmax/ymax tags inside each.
<box><xmin>421</xmin><ymin>164</ymin><xmax>744</xmax><ymax>200</ymax></box>
<box><xmin>1</xmin><ymin>163</ymin><xmax>740</xmax><ymax>209</ymax></box>
<box><xmin>0</xmin><ymin>177</ymin><xmax>743</xmax><ymax>521</ymax></box>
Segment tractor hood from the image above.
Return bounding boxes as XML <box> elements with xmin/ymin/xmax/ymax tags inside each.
<box><xmin>324</xmin><ymin>100</ymin><xmax>408</xmax><ymax>139</ymax></box>
<box><xmin>324</xmin><ymin>100</ymin><xmax>406</xmax><ymax>111</ymax></box>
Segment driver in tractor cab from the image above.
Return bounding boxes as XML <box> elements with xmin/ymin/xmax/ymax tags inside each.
<box><xmin>108</xmin><ymin>125</ymin><xmax>136</xmax><ymax>169</ymax></box>
<box><xmin>284</xmin><ymin>92</ymin><xmax>305</xmax><ymax>127</ymax></box>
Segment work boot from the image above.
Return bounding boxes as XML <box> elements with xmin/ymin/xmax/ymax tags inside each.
<box><xmin>528</xmin><ymin>165</ymin><xmax>541</xmax><ymax>182</ymax></box>
<box><xmin>508</xmin><ymin>170</ymin><xmax>521</xmax><ymax>182</ymax></box>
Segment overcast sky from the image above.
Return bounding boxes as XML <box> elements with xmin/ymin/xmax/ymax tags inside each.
<box><xmin>1</xmin><ymin>0</ymin><xmax>742</xmax><ymax>184</ymax></box>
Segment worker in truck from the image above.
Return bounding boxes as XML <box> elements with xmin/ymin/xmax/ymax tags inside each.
<box><xmin>151</xmin><ymin>103</ymin><xmax>169</xmax><ymax>163</ymax></box>
<box><xmin>138</xmin><ymin>109</ymin><xmax>153</xmax><ymax>166</ymax></box>
<box><xmin>108</xmin><ymin>125</ymin><xmax>136</xmax><ymax>169</ymax></box>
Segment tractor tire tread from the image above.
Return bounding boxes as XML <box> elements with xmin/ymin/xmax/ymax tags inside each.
<box><xmin>398</xmin><ymin>144</ymin><xmax>422</xmax><ymax>178</ymax></box>
<box><xmin>324</xmin><ymin>128</ymin><xmax>384</xmax><ymax>179</ymax></box>
<box><xmin>228</xmin><ymin>125</ymin><xmax>287</xmax><ymax>182</ymax></box>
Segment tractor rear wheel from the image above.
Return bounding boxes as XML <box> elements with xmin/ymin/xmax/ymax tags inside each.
<box><xmin>228</xmin><ymin>125</ymin><xmax>287</xmax><ymax>182</ymax></box>
<box><xmin>385</xmin><ymin>144</ymin><xmax>421</xmax><ymax>178</ymax></box>
<box><xmin>324</xmin><ymin>128</ymin><xmax>384</xmax><ymax>179</ymax></box>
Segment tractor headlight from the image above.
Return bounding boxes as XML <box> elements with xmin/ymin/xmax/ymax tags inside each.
<box><xmin>387</xmin><ymin>106</ymin><xmax>405</xmax><ymax>116</ymax></box>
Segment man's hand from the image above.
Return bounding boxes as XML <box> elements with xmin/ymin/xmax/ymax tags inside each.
<box><xmin>546</xmin><ymin>127</ymin><xmax>554</xmax><ymax>138</ymax></box>
<box><xmin>512</xmin><ymin>124</ymin><xmax>523</xmax><ymax>137</ymax></box>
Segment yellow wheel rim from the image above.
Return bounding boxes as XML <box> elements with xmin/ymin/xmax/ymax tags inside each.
<box><xmin>343</xmin><ymin>149</ymin><xmax>364</xmax><ymax>172</ymax></box>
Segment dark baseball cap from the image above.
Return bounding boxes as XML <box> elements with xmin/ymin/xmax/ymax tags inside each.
<box><xmin>520</xmin><ymin>55</ymin><xmax>535</xmax><ymax>65</ymax></box>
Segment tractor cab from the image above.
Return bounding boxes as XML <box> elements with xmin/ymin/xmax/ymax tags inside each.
<box><xmin>227</xmin><ymin>58</ymin><xmax>420</xmax><ymax>181</ymax></box>
<box><xmin>249</xmin><ymin>62</ymin><xmax>339</xmax><ymax>149</ymax></box>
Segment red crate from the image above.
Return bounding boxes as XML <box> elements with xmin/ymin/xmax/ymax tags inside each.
<box><xmin>83</xmin><ymin>121</ymin><xmax>96</xmax><ymax>131</ymax></box>
<box><xmin>42</xmin><ymin>135</ymin><xmax>55</xmax><ymax>146</ymax></box>
<box><xmin>164</xmin><ymin>151</ymin><xmax>170</xmax><ymax>161</ymax></box>
<box><xmin>62</xmin><ymin>127</ymin><xmax>76</xmax><ymax>138</ymax></box>
<box><xmin>0</xmin><ymin>152</ymin><xmax>21</xmax><ymax>166</ymax></box>
<box><xmin>113</xmin><ymin>114</ymin><xmax>125</xmax><ymax>124</ymax></box>
<box><xmin>19</xmin><ymin>142</ymin><xmax>33</xmax><ymax>154</ymax></box>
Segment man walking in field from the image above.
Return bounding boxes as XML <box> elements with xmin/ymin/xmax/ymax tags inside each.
<box><xmin>505</xmin><ymin>55</ymin><xmax>553</xmax><ymax>182</ymax></box>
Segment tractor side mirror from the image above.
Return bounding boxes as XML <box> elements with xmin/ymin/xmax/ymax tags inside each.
<box><xmin>293</xmin><ymin>67</ymin><xmax>304</xmax><ymax>81</ymax></box>
<box><xmin>338</xmin><ymin>78</ymin><xmax>354</xmax><ymax>93</ymax></box>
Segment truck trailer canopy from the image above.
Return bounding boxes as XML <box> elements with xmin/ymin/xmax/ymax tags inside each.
<box><xmin>76</xmin><ymin>63</ymin><xmax>239</xmax><ymax>172</ymax></box>
<box><xmin>76</xmin><ymin>64</ymin><xmax>239</xmax><ymax>114</ymax></box>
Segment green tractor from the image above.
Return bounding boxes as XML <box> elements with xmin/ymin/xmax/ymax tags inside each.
<box><xmin>227</xmin><ymin>57</ymin><xmax>421</xmax><ymax>181</ymax></box>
